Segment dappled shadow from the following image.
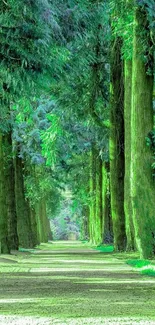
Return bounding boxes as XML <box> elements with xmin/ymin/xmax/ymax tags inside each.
<box><xmin>0</xmin><ymin>242</ymin><xmax>155</xmax><ymax>319</ymax></box>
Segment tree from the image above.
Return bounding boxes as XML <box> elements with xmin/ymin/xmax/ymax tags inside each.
<box><xmin>109</xmin><ymin>29</ymin><xmax>126</xmax><ymax>251</ymax></box>
<box><xmin>131</xmin><ymin>3</ymin><xmax>155</xmax><ymax>258</ymax></box>
<box><xmin>0</xmin><ymin>135</ymin><xmax>10</xmax><ymax>253</ymax></box>
<box><xmin>0</xmin><ymin>0</ymin><xmax>53</xmax><ymax>251</ymax></box>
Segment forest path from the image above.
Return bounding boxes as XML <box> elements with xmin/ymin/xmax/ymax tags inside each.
<box><xmin>0</xmin><ymin>241</ymin><xmax>155</xmax><ymax>325</ymax></box>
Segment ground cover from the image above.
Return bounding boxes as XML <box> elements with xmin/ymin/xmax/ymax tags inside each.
<box><xmin>0</xmin><ymin>241</ymin><xmax>155</xmax><ymax>324</ymax></box>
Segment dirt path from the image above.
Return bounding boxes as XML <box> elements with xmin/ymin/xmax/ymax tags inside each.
<box><xmin>0</xmin><ymin>241</ymin><xmax>155</xmax><ymax>324</ymax></box>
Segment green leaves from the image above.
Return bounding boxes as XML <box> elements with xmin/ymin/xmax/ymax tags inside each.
<box><xmin>41</xmin><ymin>113</ymin><xmax>62</xmax><ymax>167</ymax></box>
<box><xmin>0</xmin><ymin>0</ymin><xmax>54</xmax><ymax>104</ymax></box>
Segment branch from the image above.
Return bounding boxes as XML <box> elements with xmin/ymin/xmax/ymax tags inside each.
<box><xmin>2</xmin><ymin>0</ymin><xmax>9</xmax><ymax>6</ymax></box>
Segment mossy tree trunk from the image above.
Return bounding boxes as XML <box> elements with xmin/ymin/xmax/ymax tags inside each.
<box><xmin>36</xmin><ymin>198</ymin><xmax>48</xmax><ymax>243</ymax></box>
<box><xmin>102</xmin><ymin>162</ymin><xmax>113</xmax><ymax>244</ymax></box>
<box><xmin>4</xmin><ymin>132</ymin><xmax>18</xmax><ymax>250</ymax></box>
<box><xmin>95</xmin><ymin>155</ymin><xmax>103</xmax><ymax>245</ymax></box>
<box><xmin>124</xmin><ymin>60</ymin><xmax>135</xmax><ymax>251</ymax></box>
<box><xmin>89</xmin><ymin>146</ymin><xmax>97</xmax><ymax>244</ymax></box>
<box><xmin>15</xmin><ymin>154</ymin><xmax>34</xmax><ymax>248</ymax></box>
<box><xmin>0</xmin><ymin>134</ymin><xmax>10</xmax><ymax>254</ymax></box>
<box><xmin>29</xmin><ymin>204</ymin><xmax>39</xmax><ymax>247</ymax></box>
<box><xmin>81</xmin><ymin>205</ymin><xmax>89</xmax><ymax>241</ymax></box>
<box><xmin>109</xmin><ymin>37</ymin><xmax>126</xmax><ymax>251</ymax></box>
<box><xmin>89</xmin><ymin>146</ymin><xmax>103</xmax><ymax>246</ymax></box>
<box><xmin>131</xmin><ymin>7</ymin><xmax>155</xmax><ymax>258</ymax></box>
<box><xmin>47</xmin><ymin>218</ymin><xmax>53</xmax><ymax>241</ymax></box>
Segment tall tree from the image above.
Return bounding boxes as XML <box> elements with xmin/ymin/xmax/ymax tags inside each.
<box><xmin>5</xmin><ymin>132</ymin><xmax>19</xmax><ymax>250</ymax></box>
<box><xmin>123</xmin><ymin>0</ymin><xmax>135</xmax><ymax>251</ymax></box>
<box><xmin>0</xmin><ymin>0</ymin><xmax>53</xmax><ymax>251</ymax></box>
<box><xmin>15</xmin><ymin>154</ymin><xmax>34</xmax><ymax>248</ymax></box>
<box><xmin>110</xmin><ymin>34</ymin><xmax>126</xmax><ymax>251</ymax></box>
<box><xmin>0</xmin><ymin>134</ymin><xmax>10</xmax><ymax>253</ymax></box>
<box><xmin>131</xmin><ymin>3</ymin><xmax>155</xmax><ymax>258</ymax></box>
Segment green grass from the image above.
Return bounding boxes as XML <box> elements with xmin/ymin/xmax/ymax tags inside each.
<box><xmin>19</xmin><ymin>248</ymin><xmax>36</xmax><ymax>253</ymax></box>
<box><xmin>126</xmin><ymin>259</ymin><xmax>155</xmax><ymax>277</ymax></box>
<box><xmin>94</xmin><ymin>245</ymin><xmax>114</xmax><ymax>253</ymax></box>
<box><xmin>141</xmin><ymin>268</ymin><xmax>155</xmax><ymax>276</ymax></box>
<box><xmin>1</xmin><ymin>241</ymin><xmax>155</xmax><ymax>321</ymax></box>
<box><xmin>126</xmin><ymin>259</ymin><xmax>151</xmax><ymax>268</ymax></box>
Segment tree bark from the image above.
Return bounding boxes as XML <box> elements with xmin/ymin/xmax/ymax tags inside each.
<box><xmin>124</xmin><ymin>60</ymin><xmax>135</xmax><ymax>251</ymax></box>
<box><xmin>29</xmin><ymin>204</ymin><xmax>39</xmax><ymax>247</ymax></box>
<box><xmin>0</xmin><ymin>134</ymin><xmax>10</xmax><ymax>253</ymax></box>
<box><xmin>15</xmin><ymin>155</ymin><xmax>34</xmax><ymax>248</ymax></box>
<box><xmin>89</xmin><ymin>147</ymin><xmax>103</xmax><ymax>246</ymax></box>
<box><xmin>131</xmin><ymin>7</ymin><xmax>155</xmax><ymax>258</ymax></box>
<box><xmin>36</xmin><ymin>199</ymin><xmax>48</xmax><ymax>243</ymax></box>
<box><xmin>4</xmin><ymin>132</ymin><xmax>19</xmax><ymax>250</ymax></box>
<box><xmin>109</xmin><ymin>37</ymin><xmax>126</xmax><ymax>251</ymax></box>
<box><xmin>102</xmin><ymin>162</ymin><xmax>113</xmax><ymax>244</ymax></box>
<box><xmin>89</xmin><ymin>146</ymin><xmax>97</xmax><ymax>244</ymax></box>
<box><xmin>95</xmin><ymin>155</ymin><xmax>103</xmax><ymax>245</ymax></box>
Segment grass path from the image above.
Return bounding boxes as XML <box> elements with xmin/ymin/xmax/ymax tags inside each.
<box><xmin>0</xmin><ymin>241</ymin><xmax>155</xmax><ymax>324</ymax></box>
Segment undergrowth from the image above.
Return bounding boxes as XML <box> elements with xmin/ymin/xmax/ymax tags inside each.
<box><xmin>126</xmin><ymin>259</ymin><xmax>155</xmax><ymax>277</ymax></box>
<box><xmin>94</xmin><ymin>245</ymin><xmax>114</xmax><ymax>253</ymax></box>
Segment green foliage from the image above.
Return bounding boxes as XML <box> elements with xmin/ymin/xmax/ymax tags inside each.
<box><xmin>141</xmin><ymin>268</ymin><xmax>155</xmax><ymax>276</ymax></box>
<box><xmin>111</xmin><ymin>0</ymin><xmax>134</xmax><ymax>60</ymax></box>
<box><xmin>41</xmin><ymin>113</ymin><xmax>62</xmax><ymax>167</ymax></box>
<box><xmin>137</xmin><ymin>0</ymin><xmax>155</xmax><ymax>31</ymax></box>
<box><xmin>0</xmin><ymin>0</ymin><xmax>53</xmax><ymax>105</ymax></box>
<box><xmin>50</xmin><ymin>192</ymin><xmax>80</xmax><ymax>240</ymax></box>
<box><xmin>126</xmin><ymin>259</ymin><xmax>155</xmax><ymax>277</ymax></box>
<box><xmin>126</xmin><ymin>259</ymin><xmax>151</xmax><ymax>268</ymax></box>
<box><xmin>146</xmin><ymin>130</ymin><xmax>155</xmax><ymax>177</ymax></box>
<box><xmin>94</xmin><ymin>245</ymin><xmax>114</xmax><ymax>253</ymax></box>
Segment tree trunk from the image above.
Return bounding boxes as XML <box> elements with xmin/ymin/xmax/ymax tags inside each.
<box><xmin>4</xmin><ymin>133</ymin><xmax>19</xmax><ymax>250</ymax></box>
<box><xmin>131</xmin><ymin>7</ymin><xmax>155</xmax><ymax>258</ymax></box>
<box><xmin>102</xmin><ymin>162</ymin><xmax>113</xmax><ymax>244</ymax></box>
<box><xmin>36</xmin><ymin>199</ymin><xmax>48</xmax><ymax>243</ymax></box>
<box><xmin>81</xmin><ymin>205</ymin><xmax>89</xmax><ymax>241</ymax></box>
<box><xmin>109</xmin><ymin>37</ymin><xmax>126</xmax><ymax>251</ymax></box>
<box><xmin>89</xmin><ymin>147</ymin><xmax>103</xmax><ymax>246</ymax></box>
<box><xmin>89</xmin><ymin>146</ymin><xmax>97</xmax><ymax>244</ymax></box>
<box><xmin>47</xmin><ymin>218</ymin><xmax>53</xmax><ymax>241</ymax></box>
<box><xmin>15</xmin><ymin>155</ymin><xmax>34</xmax><ymax>248</ymax></box>
<box><xmin>124</xmin><ymin>60</ymin><xmax>135</xmax><ymax>251</ymax></box>
<box><xmin>29</xmin><ymin>204</ymin><xmax>39</xmax><ymax>247</ymax></box>
<box><xmin>95</xmin><ymin>155</ymin><xmax>103</xmax><ymax>245</ymax></box>
<box><xmin>0</xmin><ymin>134</ymin><xmax>10</xmax><ymax>254</ymax></box>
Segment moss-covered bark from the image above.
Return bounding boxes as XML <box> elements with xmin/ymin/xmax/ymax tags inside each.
<box><xmin>102</xmin><ymin>162</ymin><xmax>113</xmax><ymax>243</ymax></box>
<box><xmin>95</xmin><ymin>155</ymin><xmax>103</xmax><ymax>245</ymax></box>
<box><xmin>89</xmin><ymin>147</ymin><xmax>103</xmax><ymax>246</ymax></box>
<box><xmin>0</xmin><ymin>134</ymin><xmax>10</xmax><ymax>254</ymax></box>
<box><xmin>4</xmin><ymin>133</ymin><xmax>19</xmax><ymax>250</ymax></box>
<box><xmin>89</xmin><ymin>146</ymin><xmax>96</xmax><ymax>244</ymax></box>
<box><xmin>81</xmin><ymin>205</ymin><xmax>89</xmax><ymax>241</ymax></box>
<box><xmin>47</xmin><ymin>218</ymin><xmax>53</xmax><ymax>241</ymax></box>
<box><xmin>124</xmin><ymin>60</ymin><xmax>135</xmax><ymax>251</ymax></box>
<box><xmin>109</xmin><ymin>37</ymin><xmax>126</xmax><ymax>251</ymax></box>
<box><xmin>29</xmin><ymin>204</ymin><xmax>39</xmax><ymax>247</ymax></box>
<box><xmin>131</xmin><ymin>7</ymin><xmax>155</xmax><ymax>258</ymax></box>
<box><xmin>36</xmin><ymin>199</ymin><xmax>48</xmax><ymax>243</ymax></box>
<box><xmin>15</xmin><ymin>155</ymin><xmax>34</xmax><ymax>248</ymax></box>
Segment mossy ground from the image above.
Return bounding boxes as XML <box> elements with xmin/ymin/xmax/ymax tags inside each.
<box><xmin>0</xmin><ymin>241</ymin><xmax>155</xmax><ymax>324</ymax></box>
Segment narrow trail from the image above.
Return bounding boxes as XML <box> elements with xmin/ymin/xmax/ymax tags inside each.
<box><xmin>0</xmin><ymin>241</ymin><xmax>155</xmax><ymax>325</ymax></box>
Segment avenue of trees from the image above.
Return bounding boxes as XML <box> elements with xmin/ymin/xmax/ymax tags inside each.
<box><xmin>0</xmin><ymin>0</ymin><xmax>155</xmax><ymax>259</ymax></box>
